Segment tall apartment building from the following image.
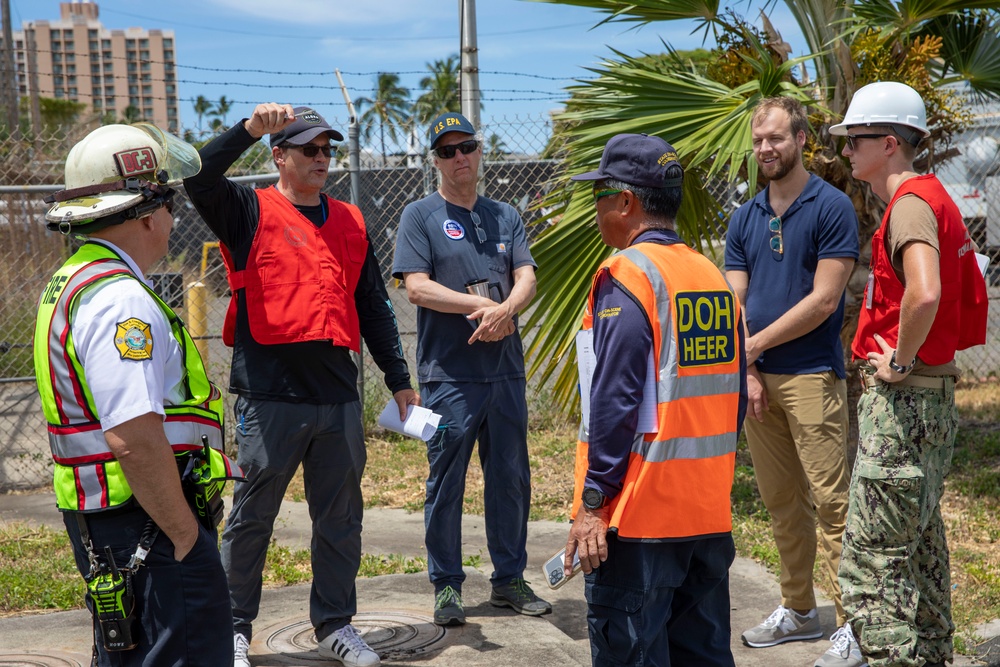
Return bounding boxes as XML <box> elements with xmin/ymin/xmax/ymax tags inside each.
<box><xmin>11</xmin><ymin>2</ymin><xmax>179</xmax><ymax>133</ymax></box>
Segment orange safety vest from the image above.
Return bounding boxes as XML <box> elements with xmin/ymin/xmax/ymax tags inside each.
<box><xmin>220</xmin><ymin>187</ymin><xmax>368</xmax><ymax>352</ymax></box>
<box><xmin>852</xmin><ymin>174</ymin><xmax>987</xmax><ymax>364</ymax></box>
<box><xmin>572</xmin><ymin>242</ymin><xmax>741</xmax><ymax>539</ymax></box>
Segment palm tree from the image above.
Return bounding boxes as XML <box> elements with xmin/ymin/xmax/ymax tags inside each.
<box><xmin>485</xmin><ymin>133</ymin><xmax>508</xmax><ymax>161</ymax></box>
<box><xmin>523</xmin><ymin>0</ymin><xmax>1000</xmax><ymax>409</ymax></box>
<box><xmin>193</xmin><ymin>95</ymin><xmax>212</xmax><ymax>137</ymax></box>
<box><xmin>414</xmin><ymin>55</ymin><xmax>461</xmax><ymax>124</ymax></box>
<box><xmin>120</xmin><ymin>105</ymin><xmax>141</xmax><ymax>124</ymax></box>
<box><xmin>354</xmin><ymin>73</ymin><xmax>412</xmax><ymax>167</ymax></box>
<box><xmin>209</xmin><ymin>95</ymin><xmax>232</xmax><ymax>133</ymax></box>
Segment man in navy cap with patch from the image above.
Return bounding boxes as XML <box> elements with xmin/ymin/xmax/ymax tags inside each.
<box><xmin>392</xmin><ymin>112</ymin><xmax>548</xmax><ymax>626</ymax></box>
<box><xmin>185</xmin><ymin>103</ymin><xmax>418</xmax><ymax>667</ymax></box>
<box><xmin>565</xmin><ymin>133</ymin><xmax>746</xmax><ymax>666</ymax></box>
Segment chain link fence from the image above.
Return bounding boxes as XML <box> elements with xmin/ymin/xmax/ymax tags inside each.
<box><xmin>0</xmin><ymin>113</ymin><xmax>560</xmax><ymax>491</ymax></box>
<box><xmin>2</xmin><ymin>106</ymin><xmax>999</xmax><ymax>491</ymax></box>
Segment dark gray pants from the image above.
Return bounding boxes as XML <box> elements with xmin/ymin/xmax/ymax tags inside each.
<box><xmin>221</xmin><ymin>397</ymin><xmax>365</xmax><ymax>642</ymax></box>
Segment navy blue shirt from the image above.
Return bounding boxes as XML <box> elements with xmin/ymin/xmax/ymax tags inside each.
<box><xmin>724</xmin><ymin>174</ymin><xmax>859</xmax><ymax>378</ymax></box>
<box><xmin>586</xmin><ymin>229</ymin><xmax>747</xmax><ymax>499</ymax></box>
<box><xmin>392</xmin><ymin>192</ymin><xmax>536</xmax><ymax>383</ymax></box>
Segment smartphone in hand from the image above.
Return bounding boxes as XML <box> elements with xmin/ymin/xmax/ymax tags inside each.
<box><xmin>542</xmin><ymin>547</ymin><xmax>582</xmax><ymax>589</ymax></box>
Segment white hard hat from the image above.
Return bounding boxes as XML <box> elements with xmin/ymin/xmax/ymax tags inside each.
<box><xmin>829</xmin><ymin>81</ymin><xmax>930</xmax><ymax>140</ymax></box>
<box><xmin>44</xmin><ymin>123</ymin><xmax>201</xmax><ymax>233</ymax></box>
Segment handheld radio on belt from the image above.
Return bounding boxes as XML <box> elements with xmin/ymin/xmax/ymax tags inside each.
<box><xmin>78</xmin><ymin>517</ymin><xmax>158</xmax><ymax>652</ymax></box>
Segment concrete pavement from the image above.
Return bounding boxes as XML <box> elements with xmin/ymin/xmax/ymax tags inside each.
<box><xmin>1</xmin><ymin>492</ymin><xmax>995</xmax><ymax>666</ymax></box>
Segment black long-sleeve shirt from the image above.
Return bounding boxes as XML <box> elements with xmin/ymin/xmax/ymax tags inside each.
<box><xmin>183</xmin><ymin>122</ymin><xmax>411</xmax><ymax>404</ymax></box>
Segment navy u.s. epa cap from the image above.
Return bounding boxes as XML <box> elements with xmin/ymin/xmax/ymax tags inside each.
<box><xmin>571</xmin><ymin>133</ymin><xmax>683</xmax><ymax>188</ymax></box>
<box><xmin>428</xmin><ymin>112</ymin><xmax>476</xmax><ymax>149</ymax></box>
<box><xmin>270</xmin><ymin>106</ymin><xmax>344</xmax><ymax>147</ymax></box>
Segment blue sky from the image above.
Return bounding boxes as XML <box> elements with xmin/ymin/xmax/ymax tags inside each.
<box><xmin>16</xmin><ymin>0</ymin><xmax>803</xmax><ymax>150</ymax></box>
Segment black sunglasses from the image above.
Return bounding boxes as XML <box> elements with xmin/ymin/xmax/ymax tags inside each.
<box><xmin>470</xmin><ymin>210</ymin><xmax>487</xmax><ymax>244</ymax></box>
<box><xmin>844</xmin><ymin>134</ymin><xmax>889</xmax><ymax>151</ymax></box>
<box><xmin>434</xmin><ymin>139</ymin><xmax>479</xmax><ymax>160</ymax></box>
<box><xmin>284</xmin><ymin>143</ymin><xmax>334</xmax><ymax>158</ymax></box>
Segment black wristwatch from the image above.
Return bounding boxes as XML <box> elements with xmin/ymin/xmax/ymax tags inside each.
<box><xmin>888</xmin><ymin>351</ymin><xmax>916</xmax><ymax>375</ymax></box>
<box><xmin>581</xmin><ymin>487</ymin><xmax>607</xmax><ymax>510</ymax></box>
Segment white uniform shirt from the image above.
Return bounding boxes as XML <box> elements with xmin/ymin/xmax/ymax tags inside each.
<box><xmin>70</xmin><ymin>240</ymin><xmax>185</xmax><ymax>432</ymax></box>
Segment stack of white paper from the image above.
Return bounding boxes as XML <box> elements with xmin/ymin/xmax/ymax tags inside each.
<box><xmin>377</xmin><ymin>401</ymin><xmax>442</xmax><ymax>441</ymax></box>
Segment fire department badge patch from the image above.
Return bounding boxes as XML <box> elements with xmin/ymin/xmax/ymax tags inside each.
<box><xmin>115</xmin><ymin>318</ymin><xmax>153</xmax><ymax>360</ymax></box>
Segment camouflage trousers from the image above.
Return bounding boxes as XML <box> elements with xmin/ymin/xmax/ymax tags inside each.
<box><xmin>840</xmin><ymin>377</ymin><xmax>957</xmax><ymax>667</ymax></box>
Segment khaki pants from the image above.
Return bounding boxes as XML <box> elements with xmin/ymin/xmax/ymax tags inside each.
<box><xmin>745</xmin><ymin>371</ymin><xmax>850</xmax><ymax>625</ymax></box>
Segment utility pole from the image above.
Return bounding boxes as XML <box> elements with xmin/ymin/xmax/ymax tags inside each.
<box><xmin>458</xmin><ymin>0</ymin><xmax>483</xmax><ymax>192</ymax></box>
<box><xmin>26</xmin><ymin>26</ymin><xmax>40</xmax><ymax>140</ymax></box>
<box><xmin>0</xmin><ymin>0</ymin><xmax>20</xmax><ymax>135</ymax></box>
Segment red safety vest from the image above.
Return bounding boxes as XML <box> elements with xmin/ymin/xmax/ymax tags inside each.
<box><xmin>221</xmin><ymin>187</ymin><xmax>367</xmax><ymax>352</ymax></box>
<box><xmin>572</xmin><ymin>242</ymin><xmax>741</xmax><ymax>539</ymax></box>
<box><xmin>852</xmin><ymin>174</ymin><xmax>987</xmax><ymax>364</ymax></box>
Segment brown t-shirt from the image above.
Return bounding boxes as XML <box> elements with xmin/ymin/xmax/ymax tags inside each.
<box><xmin>884</xmin><ymin>192</ymin><xmax>960</xmax><ymax>377</ymax></box>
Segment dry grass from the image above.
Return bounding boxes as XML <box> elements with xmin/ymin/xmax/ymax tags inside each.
<box><xmin>285</xmin><ymin>421</ymin><xmax>579</xmax><ymax>521</ymax></box>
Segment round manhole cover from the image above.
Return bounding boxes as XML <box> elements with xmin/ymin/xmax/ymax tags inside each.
<box><xmin>0</xmin><ymin>653</ymin><xmax>89</xmax><ymax>667</ymax></box>
<box><xmin>260</xmin><ymin>610</ymin><xmax>455</xmax><ymax>663</ymax></box>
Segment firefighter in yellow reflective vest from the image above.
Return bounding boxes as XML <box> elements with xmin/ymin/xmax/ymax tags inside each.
<box><xmin>565</xmin><ymin>134</ymin><xmax>748</xmax><ymax>667</ymax></box>
<box><xmin>34</xmin><ymin>124</ymin><xmax>235</xmax><ymax>666</ymax></box>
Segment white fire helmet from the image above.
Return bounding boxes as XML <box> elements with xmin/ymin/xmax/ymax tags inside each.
<box><xmin>829</xmin><ymin>81</ymin><xmax>930</xmax><ymax>141</ymax></box>
<box><xmin>44</xmin><ymin>123</ymin><xmax>201</xmax><ymax>234</ymax></box>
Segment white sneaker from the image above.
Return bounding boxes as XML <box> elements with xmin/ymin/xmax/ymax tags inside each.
<box><xmin>317</xmin><ymin>624</ymin><xmax>380</xmax><ymax>667</ymax></box>
<box><xmin>741</xmin><ymin>605</ymin><xmax>823</xmax><ymax>647</ymax></box>
<box><xmin>233</xmin><ymin>632</ymin><xmax>251</xmax><ymax>667</ymax></box>
<box><xmin>814</xmin><ymin>624</ymin><xmax>868</xmax><ymax>667</ymax></box>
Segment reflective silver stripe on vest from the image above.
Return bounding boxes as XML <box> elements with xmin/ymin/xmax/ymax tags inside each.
<box><xmin>76</xmin><ymin>465</ymin><xmax>105</xmax><ymax>511</ymax></box>
<box><xmin>164</xmin><ymin>418</ymin><xmax>223</xmax><ymax>451</ymax></box>
<box><xmin>617</xmin><ymin>247</ymin><xmax>740</xmax><ymax>401</ymax></box>
<box><xmin>49</xmin><ymin>424</ymin><xmax>107</xmax><ymax>461</ymax></box>
<box><xmin>51</xmin><ymin>418</ymin><xmax>223</xmax><ymax>463</ymax></box>
<box><xmin>47</xmin><ymin>261</ymin><xmax>131</xmax><ymax>425</ymax></box>
<box><xmin>632</xmin><ymin>432</ymin><xmax>737</xmax><ymax>462</ymax></box>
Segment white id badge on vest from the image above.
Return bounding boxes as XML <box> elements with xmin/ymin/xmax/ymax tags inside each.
<box><xmin>865</xmin><ymin>271</ymin><xmax>874</xmax><ymax>309</ymax></box>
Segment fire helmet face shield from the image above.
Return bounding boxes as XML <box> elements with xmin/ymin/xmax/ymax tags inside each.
<box><xmin>44</xmin><ymin>123</ymin><xmax>201</xmax><ymax>234</ymax></box>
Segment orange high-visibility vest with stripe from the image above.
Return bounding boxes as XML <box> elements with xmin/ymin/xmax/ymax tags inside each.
<box><xmin>572</xmin><ymin>242</ymin><xmax>741</xmax><ymax>539</ymax></box>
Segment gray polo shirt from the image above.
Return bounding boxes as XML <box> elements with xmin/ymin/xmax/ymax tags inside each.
<box><xmin>392</xmin><ymin>192</ymin><xmax>536</xmax><ymax>383</ymax></box>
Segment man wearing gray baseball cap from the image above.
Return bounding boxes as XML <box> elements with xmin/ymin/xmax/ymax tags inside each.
<box><xmin>565</xmin><ymin>133</ymin><xmax>746</xmax><ymax>666</ymax></box>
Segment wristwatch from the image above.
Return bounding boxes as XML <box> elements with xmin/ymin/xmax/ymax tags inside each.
<box><xmin>888</xmin><ymin>351</ymin><xmax>916</xmax><ymax>375</ymax></box>
<box><xmin>581</xmin><ymin>487</ymin><xmax>607</xmax><ymax>510</ymax></box>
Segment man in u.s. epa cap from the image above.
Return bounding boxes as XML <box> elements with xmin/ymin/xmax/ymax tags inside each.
<box><xmin>565</xmin><ymin>132</ymin><xmax>747</xmax><ymax>666</ymax></box>
<box><xmin>392</xmin><ymin>113</ymin><xmax>548</xmax><ymax>627</ymax></box>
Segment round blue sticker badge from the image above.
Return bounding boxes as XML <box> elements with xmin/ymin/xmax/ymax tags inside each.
<box><xmin>442</xmin><ymin>219</ymin><xmax>466</xmax><ymax>240</ymax></box>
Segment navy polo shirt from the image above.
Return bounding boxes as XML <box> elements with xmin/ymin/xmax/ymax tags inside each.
<box><xmin>392</xmin><ymin>192</ymin><xmax>536</xmax><ymax>383</ymax></box>
<box><xmin>724</xmin><ymin>174</ymin><xmax>859</xmax><ymax>378</ymax></box>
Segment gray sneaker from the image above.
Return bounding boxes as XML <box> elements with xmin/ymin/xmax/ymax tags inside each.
<box><xmin>814</xmin><ymin>624</ymin><xmax>867</xmax><ymax>667</ymax></box>
<box><xmin>433</xmin><ymin>586</ymin><xmax>465</xmax><ymax>626</ymax></box>
<box><xmin>489</xmin><ymin>577</ymin><xmax>552</xmax><ymax>616</ymax></box>
<box><xmin>741</xmin><ymin>605</ymin><xmax>823</xmax><ymax>647</ymax></box>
